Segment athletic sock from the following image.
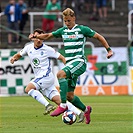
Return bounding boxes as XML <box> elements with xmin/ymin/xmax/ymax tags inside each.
<box><xmin>84</xmin><ymin>107</ymin><xmax>88</xmax><ymax>113</ymax></box>
<box><xmin>58</xmin><ymin>78</ymin><xmax>68</xmax><ymax>103</ymax></box>
<box><xmin>60</xmin><ymin>103</ymin><xmax>67</xmax><ymax>108</ymax></box>
<box><xmin>66</xmin><ymin>101</ymin><xmax>81</xmax><ymax>115</ymax></box>
<box><xmin>28</xmin><ymin>89</ymin><xmax>49</xmax><ymax>107</ymax></box>
<box><xmin>70</xmin><ymin>95</ymin><xmax>86</xmax><ymax>111</ymax></box>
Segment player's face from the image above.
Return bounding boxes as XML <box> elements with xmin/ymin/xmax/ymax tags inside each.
<box><xmin>33</xmin><ymin>32</ymin><xmax>43</xmax><ymax>48</ymax></box>
<box><xmin>63</xmin><ymin>16</ymin><xmax>75</xmax><ymax>29</ymax></box>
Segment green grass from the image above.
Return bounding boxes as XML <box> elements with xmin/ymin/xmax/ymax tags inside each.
<box><xmin>0</xmin><ymin>96</ymin><xmax>133</xmax><ymax>133</ymax></box>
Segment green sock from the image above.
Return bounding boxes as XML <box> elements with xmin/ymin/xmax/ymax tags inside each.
<box><xmin>58</xmin><ymin>78</ymin><xmax>68</xmax><ymax>103</ymax></box>
<box><xmin>70</xmin><ymin>95</ymin><xmax>86</xmax><ymax>111</ymax></box>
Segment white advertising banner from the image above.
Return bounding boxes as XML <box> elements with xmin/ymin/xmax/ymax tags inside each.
<box><xmin>0</xmin><ymin>47</ymin><xmax>130</xmax><ymax>96</ymax></box>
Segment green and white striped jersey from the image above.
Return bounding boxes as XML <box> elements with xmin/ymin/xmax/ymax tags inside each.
<box><xmin>52</xmin><ymin>24</ymin><xmax>96</xmax><ymax>62</ymax></box>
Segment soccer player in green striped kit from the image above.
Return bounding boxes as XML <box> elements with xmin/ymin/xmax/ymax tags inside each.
<box><xmin>34</xmin><ymin>8</ymin><xmax>113</xmax><ymax>124</ymax></box>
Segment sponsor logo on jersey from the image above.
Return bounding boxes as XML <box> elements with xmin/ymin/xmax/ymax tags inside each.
<box><xmin>62</xmin><ymin>34</ymin><xmax>83</xmax><ymax>39</ymax></box>
<box><xmin>32</xmin><ymin>58</ymin><xmax>40</xmax><ymax>66</ymax></box>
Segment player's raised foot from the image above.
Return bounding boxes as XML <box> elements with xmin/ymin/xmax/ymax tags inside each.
<box><xmin>50</xmin><ymin>106</ymin><xmax>68</xmax><ymax>116</ymax></box>
<box><xmin>84</xmin><ymin>106</ymin><xmax>92</xmax><ymax>124</ymax></box>
<box><xmin>77</xmin><ymin>112</ymin><xmax>85</xmax><ymax>123</ymax></box>
<box><xmin>43</xmin><ymin>104</ymin><xmax>56</xmax><ymax>115</ymax></box>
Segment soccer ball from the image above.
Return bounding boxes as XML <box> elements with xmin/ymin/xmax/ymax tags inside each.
<box><xmin>62</xmin><ymin>110</ymin><xmax>77</xmax><ymax>125</ymax></box>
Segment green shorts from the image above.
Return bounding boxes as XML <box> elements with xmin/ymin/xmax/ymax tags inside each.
<box><xmin>62</xmin><ymin>59</ymin><xmax>86</xmax><ymax>92</ymax></box>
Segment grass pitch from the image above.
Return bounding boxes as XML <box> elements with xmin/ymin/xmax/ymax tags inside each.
<box><xmin>0</xmin><ymin>95</ymin><xmax>132</xmax><ymax>133</ymax></box>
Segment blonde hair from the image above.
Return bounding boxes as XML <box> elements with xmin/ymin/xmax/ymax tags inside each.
<box><xmin>62</xmin><ymin>8</ymin><xmax>75</xmax><ymax>17</ymax></box>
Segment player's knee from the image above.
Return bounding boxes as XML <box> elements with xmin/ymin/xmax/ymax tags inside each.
<box><xmin>25</xmin><ymin>88</ymin><xmax>29</xmax><ymax>93</ymax></box>
<box><xmin>25</xmin><ymin>83</ymin><xmax>36</xmax><ymax>94</ymax></box>
<box><xmin>25</xmin><ymin>87</ymin><xmax>34</xmax><ymax>94</ymax></box>
<box><xmin>57</xmin><ymin>70</ymin><xmax>66</xmax><ymax>79</ymax></box>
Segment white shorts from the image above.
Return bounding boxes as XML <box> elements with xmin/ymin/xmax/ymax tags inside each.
<box><xmin>40</xmin><ymin>85</ymin><xmax>59</xmax><ymax>100</ymax></box>
<box><xmin>30</xmin><ymin>72</ymin><xmax>59</xmax><ymax>100</ymax></box>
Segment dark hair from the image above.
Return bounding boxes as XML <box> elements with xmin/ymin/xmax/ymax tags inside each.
<box><xmin>33</xmin><ymin>28</ymin><xmax>44</xmax><ymax>34</ymax></box>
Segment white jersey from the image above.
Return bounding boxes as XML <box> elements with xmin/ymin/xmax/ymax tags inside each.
<box><xmin>20</xmin><ymin>42</ymin><xmax>60</xmax><ymax>77</ymax></box>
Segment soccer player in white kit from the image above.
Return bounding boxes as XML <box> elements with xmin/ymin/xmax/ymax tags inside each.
<box><xmin>10</xmin><ymin>28</ymin><xmax>84</xmax><ymax>123</ymax></box>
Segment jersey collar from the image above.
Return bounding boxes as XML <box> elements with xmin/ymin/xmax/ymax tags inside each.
<box><xmin>65</xmin><ymin>24</ymin><xmax>78</xmax><ymax>30</ymax></box>
<box><xmin>71</xmin><ymin>24</ymin><xmax>78</xmax><ymax>30</ymax></box>
<box><xmin>34</xmin><ymin>43</ymin><xmax>43</xmax><ymax>50</ymax></box>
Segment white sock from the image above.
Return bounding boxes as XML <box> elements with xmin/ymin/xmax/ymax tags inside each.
<box><xmin>66</xmin><ymin>101</ymin><xmax>81</xmax><ymax>115</ymax></box>
<box><xmin>60</xmin><ymin>103</ymin><xmax>67</xmax><ymax>108</ymax></box>
<box><xmin>84</xmin><ymin>107</ymin><xmax>88</xmax><ymax>113</ymax></box>
<box><xmin>28</xmin><ymin>89</ymin><xmax>49</xmax><ymax>107</ymax></box>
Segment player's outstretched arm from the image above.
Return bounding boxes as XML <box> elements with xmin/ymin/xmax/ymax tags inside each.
<box><xmin>93</xmin><ymin>33</ymin><xmax>113</xmax><ymax>59</ymax></box>
<box><xmin>58</xmin><ymin>54</ymin><xmax>66</xmax><ymax>65</ymax></box>
<box><xmin>10</xmin><ymin>52</ymin><xmax>22</xmax><ymax>64</ymax></box>
<box><xmin>36</xmin><ymin>33</ymin><xmax>54</xmax><ymax>40</ymax></box>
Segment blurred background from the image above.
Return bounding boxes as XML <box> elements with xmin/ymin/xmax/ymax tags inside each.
<box><xmin>0</xmin><ymin>0</ymin><xmax>129</xmax><ymax>48</ymax></box>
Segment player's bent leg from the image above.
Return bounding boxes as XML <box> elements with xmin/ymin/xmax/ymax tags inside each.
<box><xmin>68</xmin><ymin>95</ymin><xmax>86</xmax><ymax>112</ymax></box>
<box><xmin>50</xmin><ymin>92</ymin><xmax>68</xmax><ymax>116</ymax></box>
<box><xmin>27</xmin><ymin>88</ymin><xmax>49</xmax><ymax>107</ymax></box>
<box><xmin>68</xmin><ymin>94</ymin><xmax>92</xmax><ymax>124</ymax></box>
<box><xmin>26</xmin><ymin>83</ymin><xmax>56</xmax><ymax>115</ymax></box>
<box><xmin>40</xmin><ymin>87</ymin><xmax>60</xmax><ymax>115</ymax></box>
<box><xmin>43</xmin><ymin>95</ymin><xmax>61</xmax><ymax>115</ymax></box>
<box><xmin>25</xmin><ymin>82</ymin><xmax>36</xmax><ymax>93</ymax></box>
<box><xmin>50</xmin><ymin>70</ymin><xmax>68</xmax><ymax>116</ymax></box>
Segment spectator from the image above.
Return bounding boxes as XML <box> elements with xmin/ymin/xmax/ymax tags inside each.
<box><xmin>17</xmin><ymin>0</ymin><xmax>28</xmax><ymax>42</ymax></box>
<box><xmin>88</xmin><ymin>0</ymin><xmax>98</xmax><ymax>21</ymax></box>
<box><xmin>74</xmin><ymin>0</ymin><xmax>85</xmax><ymax>15</ymax></box>
<box><xmin>4</xmin><ymin>0</ymin><xmax>21</xmax><ymax>45</ymax></box>
<box><xmin>42</xmin><ymin>0</ymin><xmax>61</xmax><ymax>33</ymax></box>
<box><xmin>61</xmin><ymin>0</ymin><xmax>76</xmax><ymax>11</ymax></box>
<box><xmin>0</xmin><ymin>5</ymin><xmax>1</xmax><ymax>13</ymax></box>
<box><xmin>96</xmin><ymin>0</ymin><xmax>107</xmax><ymax>21</ymax></box>
<box><xmin>0</xmin><ymin>2</ymin><xmax>3</xmax><ymax>16</ymax></box>
<box><xmin>28</xmin><ymin>0</ymin><xmax>36</xmax><ymax>9</ymax></box>
<box><xmin>42</xmin><ymin>0</ymin><xmax>49</xmax><ymax>8</ymax></box>
<box><xmin>128</xmin><ymin>0</ymin><xmax>133</xmax><ymax>11</ymax></box>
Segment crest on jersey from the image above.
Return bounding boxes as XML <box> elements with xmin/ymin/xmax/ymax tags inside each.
<box><xmin>75</xmin><ymin>31</ymin><xmax>78</xmax><ymax>35</ymax></box>
<box><xmin>32</xmin><ymin>58</ymin><xmax>40</xmax><ymax>66</ymax></box>
<box><xmin>41</xmin><ymin>51</ymin><xmax>44</xmax><ymax>55</ymax></box>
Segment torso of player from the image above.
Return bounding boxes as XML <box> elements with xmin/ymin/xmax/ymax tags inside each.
<box><xmin>57</xmin><ymin>25</ymin><xmax>95</xmax><ymax>62</ymax></box>
<box><xmin>27</xmin><ymin>44</ymin><xmax>51</xmax><ymax>77</ymax></box>
<box><xmin>20</xmin><ymin>42</ymin><xmax>59</xmax><ymax>77</ymax></box>
<box><xmin>62</xmin><ymin>26</ymin><xmax>85</xmax><ymax>62</ymax></box>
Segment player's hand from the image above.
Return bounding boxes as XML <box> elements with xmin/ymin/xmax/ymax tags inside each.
<box><xmin>107</xmin><ymin>50</ymin><xmax>113</xmax><ymax>59</ymax></box>
<box><xmin>10</xmin><ymin>57</ymin><xmax>16</xmax><ymax>64</ymax></box>
<box><xmin>9</xmin><ymin>11</ymin><xmax>14</xmax><ymax>14</ymax></box>
<box><xmin>29</xmin><ymin>33</ymin><xmax>36</xmax><ymax>40</ymax></box>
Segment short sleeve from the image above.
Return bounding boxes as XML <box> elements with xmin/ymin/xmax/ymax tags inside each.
<box><xmin>52</xmin><ymin>27</ymin><xmax>64</xmax><ymax>38</ymax></box>
<box><xmin>19</xmin><ymin>45</ymin><xmax>28</xmax><ymax>57</ymax></box>
<box><xmin>80</xmin><ymin>25</ymin><xmax>96</xmax><ymax>37</ymax></box>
